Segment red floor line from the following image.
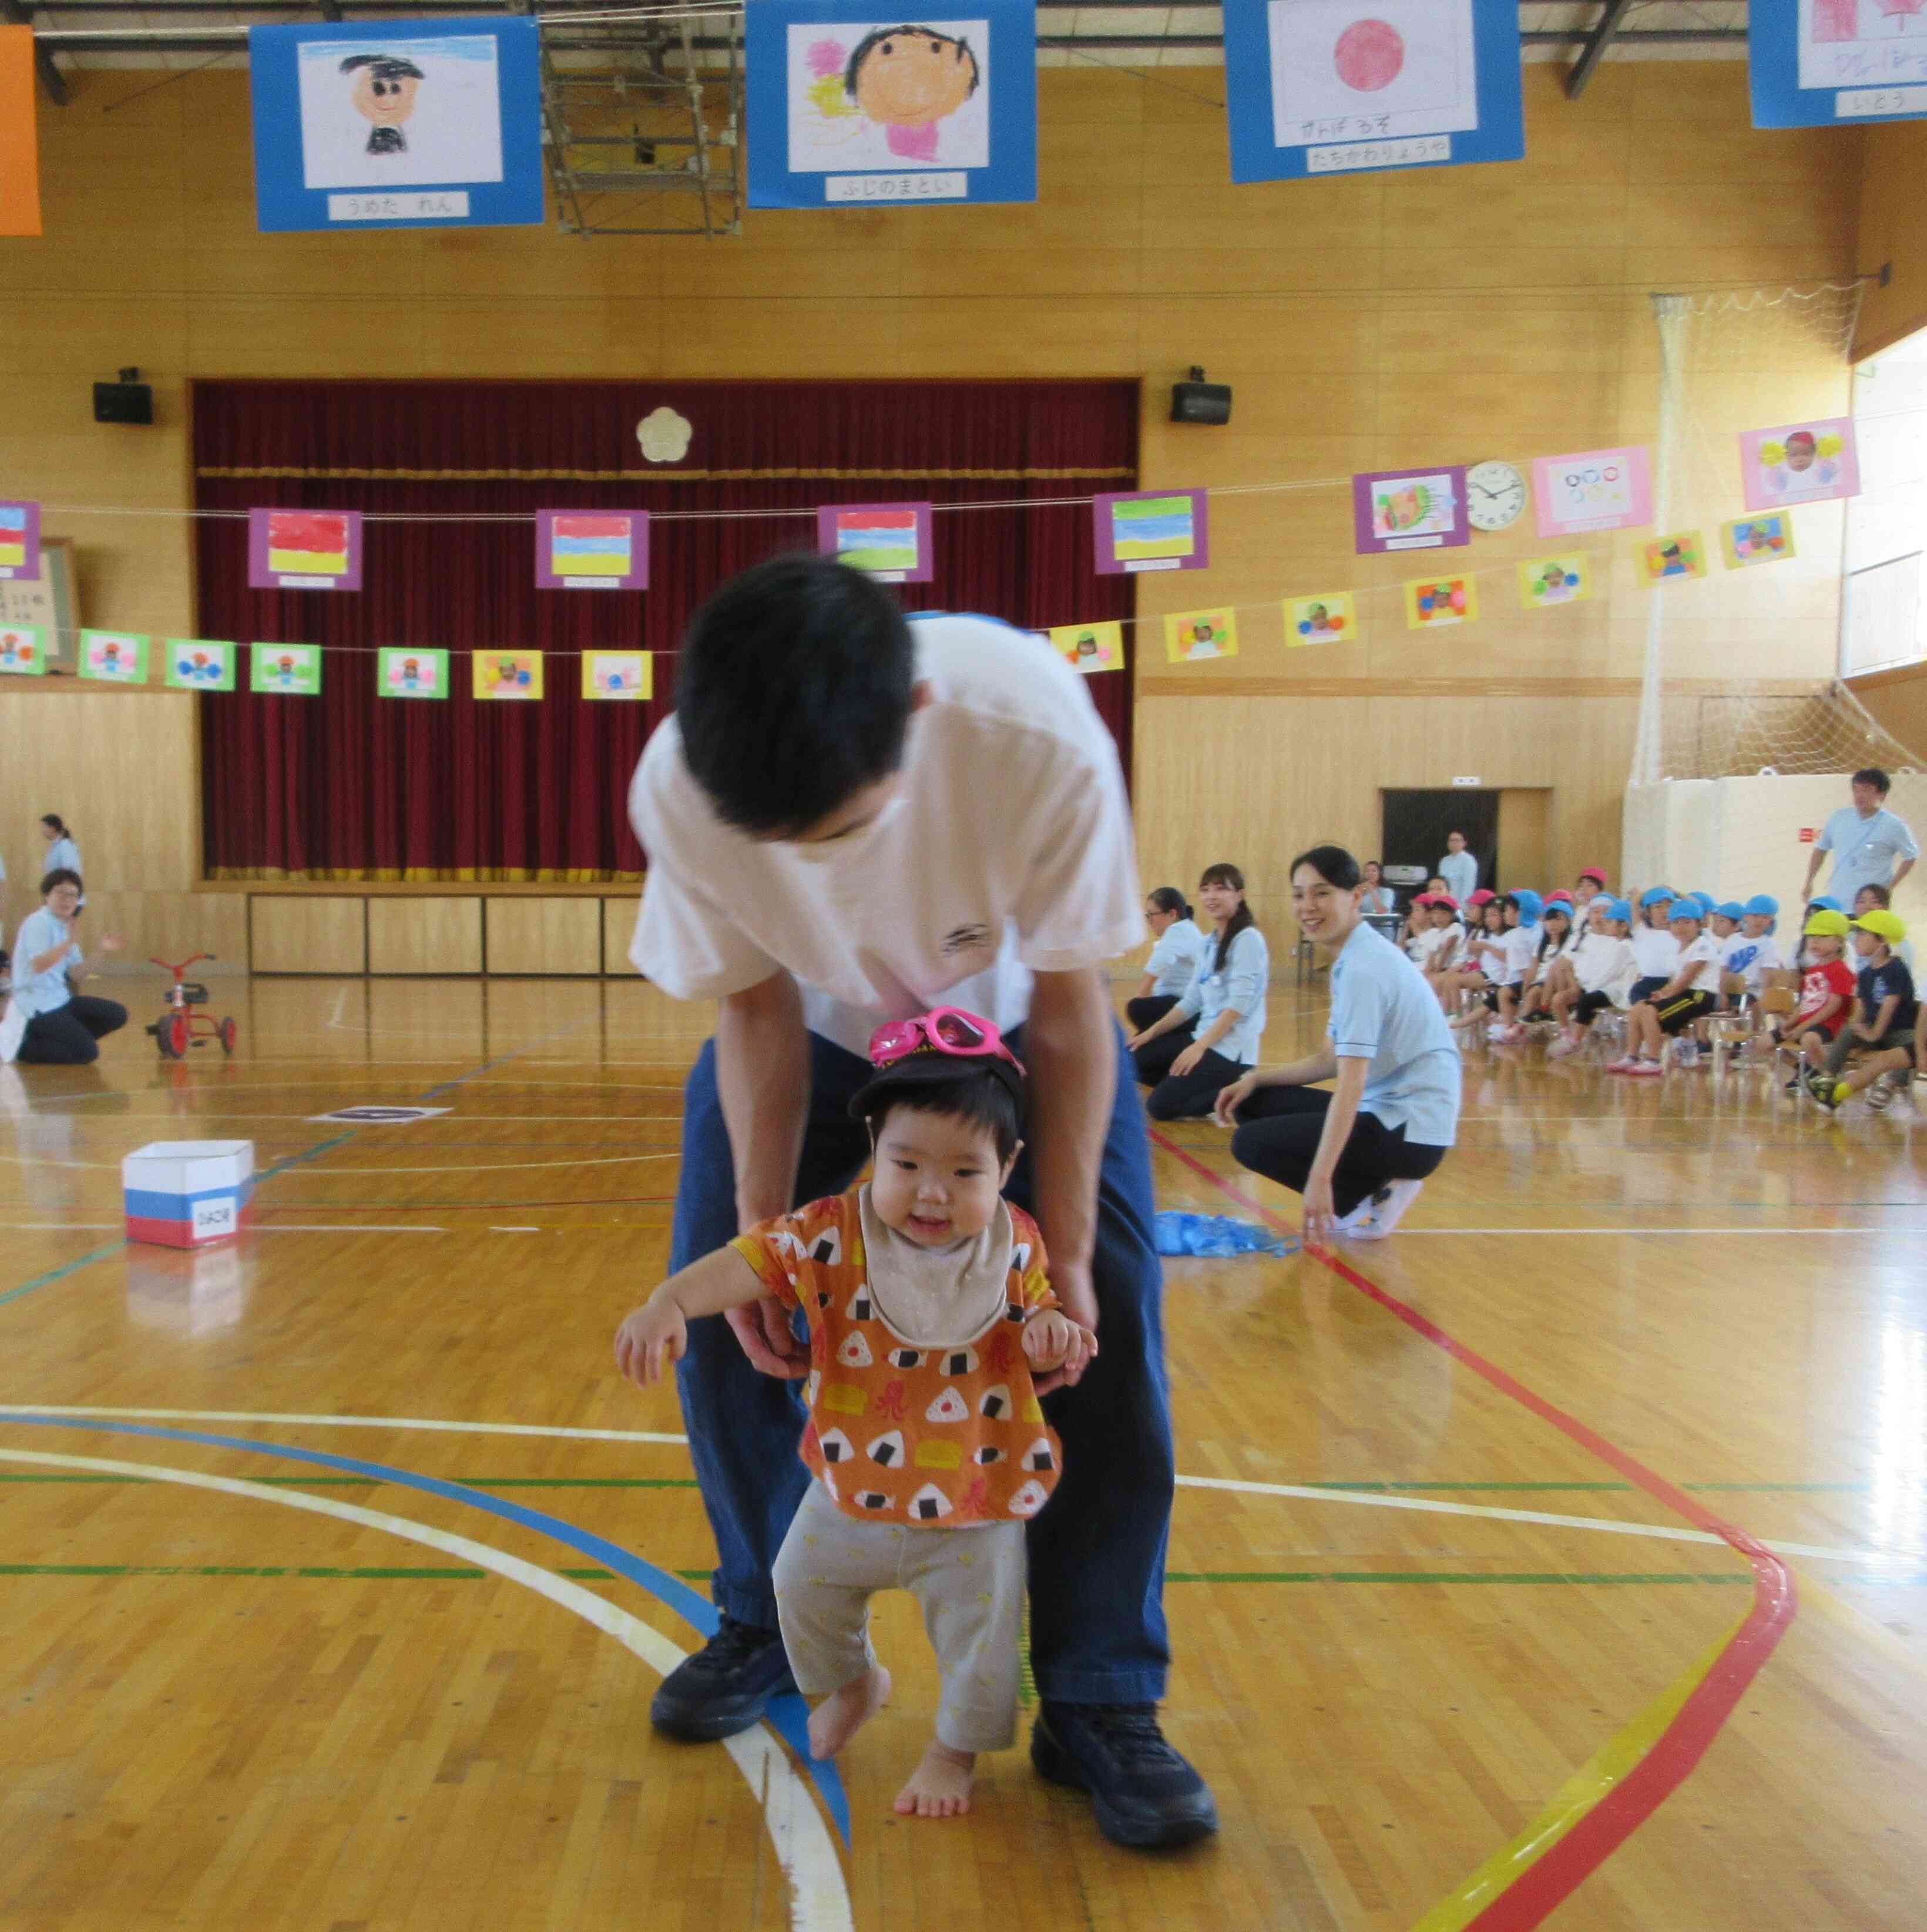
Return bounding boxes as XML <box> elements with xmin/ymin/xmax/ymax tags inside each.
<box><xmin>1145</xmin><ymin>1127</ymin><xmax>1798</xmax><ymax>1930</ymax></box>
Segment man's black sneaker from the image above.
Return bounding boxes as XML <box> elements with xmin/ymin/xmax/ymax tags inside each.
<box><xmin>650</xmin><ymin>1615</ymin><xmax>797</xmax><ymax>1742</ymax></box>
<box><xmin>1031</xmin><ymin>1702</ymin><xmax>1219</xmax><ymax>1849</ymax></box>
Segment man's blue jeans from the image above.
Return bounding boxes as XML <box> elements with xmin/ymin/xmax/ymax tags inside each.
<box><xmin>667</xmin><ymin>1024</ymin><xmax>1174</xmax><ymax>1705</ymax></box>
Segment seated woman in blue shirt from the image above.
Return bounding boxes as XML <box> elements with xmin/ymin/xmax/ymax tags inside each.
<box><xmin>1126</xmin><ymin>886</ymin><xmax>1205</xmax><ymax>1035</ymax></box>
<box><xmin>9</xmin><ymin>869</ymin><xmax>127</xmax><ymax>1065</ymax></box>
<box><xmin>1125</xmin><ymin>862</ymin><xmax>1270</xmax><ymax>1120</ymax></box>
<box><xmin>1214</xmin><ymin>845</ymin><xmax>1461</xmax><ymax>1243</ymax></box>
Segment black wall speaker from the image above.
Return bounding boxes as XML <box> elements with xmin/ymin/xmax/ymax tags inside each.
<box><xmin>1170</xmin><ymin>365</ymin><xmax>1231</xmax><ymax>426</ymax></box>
<box><xmin>93</xmin><ymin>367</ymin><xmax>153</xmax><ymax>425</ymax></box>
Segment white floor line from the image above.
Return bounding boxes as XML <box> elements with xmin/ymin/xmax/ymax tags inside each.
<box><xmin>4</xmin><ymin>1405</ymin><xmax>1911</xmax><ymax>1568</ymax></box>
<box><xmin>3</xmin><ymin>1150</ymin><xmax>680</xmax><ymax>1173</ymax></box>
<box><xmin>1392</xmin><ymin>1227</ymin><xmax>1927</xmax><ymax>1237</ymax></box>
<box><xmin>0</xmin><ymin>1444</ymin><xmax>850</xmax><ymax>1932</ymax></box>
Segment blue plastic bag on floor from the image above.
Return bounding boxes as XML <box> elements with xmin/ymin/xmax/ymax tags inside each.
<box><xmin>1153</xmin><ymin>1210</ymin><xmax>1297</xmax><ymax>1259</ymax></box>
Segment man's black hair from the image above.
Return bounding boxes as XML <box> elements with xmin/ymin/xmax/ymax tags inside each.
<box><xmin>676</xmin><ymin>553</ymin><xmax>917</xmax><ymax>837</ymax></box>
<box><xmin>40</xmin><ymin>867</ymin><xmax>81</xmax><ymax>896</ymax></box>
<box><xmin>1289</xmin><ymin>844</ymin><xmax>1362</xmax><ymax>891</ymax></box>
<box><xmin>1853</xmin><ymin>766</ymin><xmax>1892</xmax><ymax>796</ymax></box>
<box><xmin>865</xmin><ymin>1068</ymin><xmax>1021</xmax><ymax>1167</ymax></box>
<box><xmin>843</xmin><ymin>25</ymin><xmax>981</xmax><ymax>99</ymax></box>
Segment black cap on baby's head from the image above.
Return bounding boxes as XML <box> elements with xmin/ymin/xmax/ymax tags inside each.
<box><xmin>851</xmin><ymin>1060</ymin><xmax>1025</xmax><ymax>1165</ymax></box>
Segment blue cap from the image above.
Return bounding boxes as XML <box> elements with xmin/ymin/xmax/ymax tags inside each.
<box><xmin>1668</xmin><ymin>900</ymin><xmax>1703</xmax><ymax>924</ymax></box>
<box><xmin>1715</xmin><ymin>902</ymin><xmax>1745</xmax><ymax>921</ymax></box>
<box><xmin>1688</xmin><ymin>892</ymin><xmax>1717</xmax><ymax>915</ymax></box>
<box><xmin>1808</xmin><ymin>895</ymin><xmax>1844</xmax><ymax>913</ymax></box>
<box><xmin>1604</xmin><ymin>898</ymin><xmax>1633</xmax><ymax>923</ymax></box>
<box><xmin>1508</xmin><ymin>888</ymin><xmax>1542</xmax><ymax>926</ymax></box>
<box><xmin>1639</xmin><ymin>886</ymin><xmax>1674</xmax><ymax>909</ymax></box>
<box><xmin>1744</xmin><ymin>894</ymin><xmax>1779</xmax><ymax>918</ymax></box>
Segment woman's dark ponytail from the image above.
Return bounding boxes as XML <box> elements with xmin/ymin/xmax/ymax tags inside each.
<box><xmin>1147</xmin><ymin>885</ymin><xmax>1192</xmax><ymax>923</ymax></box>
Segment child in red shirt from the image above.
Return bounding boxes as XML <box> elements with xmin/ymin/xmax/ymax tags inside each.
<box><xmin>1777</xmin><ymin>910</ymin><xmax>1856</xmax><ymax>1087</ymax></box>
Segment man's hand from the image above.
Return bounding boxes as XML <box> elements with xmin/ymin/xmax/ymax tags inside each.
<box><xmin>1302</xmin><ymin>1172</ymin><xmax>1338</xmax><ymax>1246</ymax></box>
<box><xmin>725</xmin><ymin>1297</ymin><xmax>808</xmax><ymax>1379</ymax></box>
<box><xmin>1030</xmin><ymin>1260</ymin><xmax>1098</xmax><ymax>1394</ymax></box>
<box><xmin>1214</xmin><ymin>1071</ymin><xmax>1258</xmax><ymax>1127</ymax></box>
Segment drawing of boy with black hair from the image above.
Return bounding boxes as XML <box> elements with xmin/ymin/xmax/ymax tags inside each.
<box><xmin>341</xmin><ymin>53</ymin><xmax>425</xmax><ymax>155</ymax></box>
<box><xmin>843</xmin><ymin>25</ymin><xmax>979</xmax><ymax>162</ymax></box>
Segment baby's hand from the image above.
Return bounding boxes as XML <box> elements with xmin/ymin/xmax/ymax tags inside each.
<box><xmin>613</xmin><ymin>1293</ymin><xmax>687</xmax><ymax>1388</ymax></box>
<box><xmin>1022</xmin><ymin>1309</ymin><xmax>1097</xmax><ymax>1382</ymax></box>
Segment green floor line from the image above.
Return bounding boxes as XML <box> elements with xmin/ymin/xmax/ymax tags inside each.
<box><xmin>0</xmin><ymin>1241</ymin><xmax>127</xmax><ymax>1312</ymax></box>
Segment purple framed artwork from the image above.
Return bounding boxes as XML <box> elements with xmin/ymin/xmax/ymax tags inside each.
<box><xmin>535</xmin><ymin>509</ymin><xmax>649</xmax><ymax>591</ymax></box>
<box><xmin>247</xmin><ymin>508</ymin><xmax>364</xmax><ymax>592</ymax></box>
<box><xmin>1092</xmin><ymin>489</ymin><xmax>1209</xmax><ymax>575</ymax></box>
<box><xmin>0</xmin><ymin>500</ymin><xmax>41</xmax><ymax>581</ymax></box>
<box><xmin>1352</xmin><ymin>467</ymin><xmax>1469</xmax><ymax>555</ymax></box>
<box><xmin>817</xmin><ymin>502</ymin><xmax>934</xmax><ymax>583</ymax></box>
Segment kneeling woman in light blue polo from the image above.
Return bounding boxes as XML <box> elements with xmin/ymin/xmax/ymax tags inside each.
<box><xmin>1214</xmin><ymin>844</ymin><xmax>1460</xmax><ymax>1242</ymax></box>
<box><xmin>1126</xmin><ymin>862</ymin><xmax>1269</xmax><ymax>1121</ymax></box>
<box><xmin>9</xmin><ymin>869</ymin><xmax>127</xmax><ymax>1066</ymax></box>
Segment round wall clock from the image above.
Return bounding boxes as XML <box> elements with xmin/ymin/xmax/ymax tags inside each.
<box><xmin>1466</xmin><ymin>460</ymin><xmax>1528</xmax><ymax>532</ymax></box>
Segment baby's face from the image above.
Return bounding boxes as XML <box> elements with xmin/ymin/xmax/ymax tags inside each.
<box><xmin>870</xmin><ymin>1111</ymin><xmax>1015</xmax><ymax>1248</ymax></box>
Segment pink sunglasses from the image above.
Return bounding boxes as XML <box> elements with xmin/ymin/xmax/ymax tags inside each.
<box><xmin>868</xmin><ymin>1006</ymin><xmax>1026</xmax><ymax>1078</ymax></box>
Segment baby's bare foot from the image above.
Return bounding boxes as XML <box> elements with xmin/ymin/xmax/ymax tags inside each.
<box><xmin>806</xmin><ymin>1666</ymin><xmax>891</xmax><ymax>1760</ymax></box>
<box><xmin>893</xmin><ymin>1740</ymin><xmax>976</xmax><ymax>1819</ymax></box>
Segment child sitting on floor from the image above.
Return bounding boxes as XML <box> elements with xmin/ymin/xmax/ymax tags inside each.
<box><xmin>613</xmin><ymin>1009</ymin><xmax>1093</xmax><ymax>1821</ymax></box>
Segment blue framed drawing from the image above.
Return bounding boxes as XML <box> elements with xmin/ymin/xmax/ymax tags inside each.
<box><xmin>1751</xmin><ymin>0</ymin><xmax>1927</xmax><ymax>129</ymax></box>
<box><xmin>746</xmin><ymin>0</ymin><xmax>1036</xmax><ymax>209</ymax></box>
<box><xmin>250</xmin><ymin>17</ymin><xmax>545</xmax><ymax>232</ymax></box>
<box><xmin>1223</xmin><ymin>0</ymin><xmax>1525</xmax><ymax>184</ymax></box>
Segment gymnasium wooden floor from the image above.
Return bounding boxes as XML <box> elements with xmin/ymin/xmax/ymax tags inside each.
<box><xmin>2</xmin><ymin>977</ymin><xmax>1924</xmax><ymax>1932</ymax></box>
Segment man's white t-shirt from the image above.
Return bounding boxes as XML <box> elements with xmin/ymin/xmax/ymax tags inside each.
<box><xmin>627</xmin><ymin>614</ymin><xmax>1145</xmax><ymax>1057</ymax></box>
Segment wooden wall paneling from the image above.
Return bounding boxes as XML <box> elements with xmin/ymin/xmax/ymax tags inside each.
<box><xmin>484</xmin><ymin>896</ymin><xmax>602</xmax><ymax>975</ymax></box>
<box><xmin>1854</xmin><ymin>120</ymin><xmax>1927</xmax><ymax>360</ymax></box>
<box><xmin>367</xmin><ymin>896</ymin><xmax>484</xmax><ymax>976</ymax></box>
<box><xmin>1849</xmin><ymin>664</ymin><xmax>1927</xmax><ymax>754</ymax></box>
<box><xmin>602</xmin><ymin>899</ymin><xmax>639</xmax><ymax>976</ymax></box>
<box><xmin>1496</xmin><ymin>790</ymin><xmax>1553</xmax><ymax>894</ymax></box>
<box><xmin>249</xmin><ymin>896</ymin><xmax>367</xmax><ymax>975</ymax></box>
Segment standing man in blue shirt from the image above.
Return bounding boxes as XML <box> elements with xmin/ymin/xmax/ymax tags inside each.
<box><xmin>1438</xmin><ymin>830</ymin><xmax>1479</xmax><ymax>909</ymax></box>
<box><xmin>1802</xmin><ymin>768</ymin><xmax>1918</xmax><ymax>913</ymax></box>
<box><xmin>1215</xmin><ymin>845</ymin><xmax>1461</xmax><ymax>1243</ymax></box>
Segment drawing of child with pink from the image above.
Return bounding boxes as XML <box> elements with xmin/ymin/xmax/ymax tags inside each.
<box><xmin>844</xmin><ymin>24</ymin><xmax>980</xmax><ymax>162</ymax></box>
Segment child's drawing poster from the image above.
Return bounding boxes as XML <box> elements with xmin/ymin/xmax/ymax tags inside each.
<box><xmin>0</xmin><ymin>28</ymin><xmax>42</xmax><ymax>237</ymax></box>
<box><xmin>817</xmin><ymin>501</ymin><xmax>934</xmax><ymax>582</ymax></box>
<box><xmin>163</xmin><ymin>639</ymin><xmax>238</xmax><ymax>691</ymax></box>
<box><xmin>249</xmin><ymin>508</ymin><xmax>364</xmax><ymax>592</ymax></box>
<box><xmin>1164</xmin><ymin>608</ymin><xmax>1239</xmax><ymax>664</ymax></box>
<box><xmin>1739</xmin><ymin>418</ymin><xmax>1859</xmax><ymax>509</ymax></box>
<box><xmin>0</xmin><ymin>624</ymin><xmax>44</xmax><ymax>675</ymax></box>
<box><xmin>0</xmin><ymin>500</ymin><xmax>39</xmax><ymax>580</ymax></box>
<box><xmin>1048</xmin><ymin>622</ymin><xmax>1124</xmax><ymax>674</ymax></box>
<box><xmin>1531</xmin><ymin>445</ymin><xmax>1653</xmax><ymax>537</ymax></box>
<box><xmin>1352</xmin><ymin>468</ymin><xmax>1468</xmax><ymax>555</ymax></box>
<box><xmin>582</xmin><ymin>650</ymin><xmax>653</xmax><ymax>700</ymax></box>
<box><xmin>377</xmin><ymin>647</ymin><xmax>449</xmax><ymax>698</ymax></box>
<box><xmin>1404</xmin><ymin>574</ymin><xmax>1478</xmax><ymax>630</ymax></box>
<box><xmin>250</xmin><ymin>643</ymin><xmax>324</xmax><ymax>694</ymax></box>
<box><xmin>1751</xmin><ymin>0</ymin><xmax>1927</xmax><ymax>128</ymax></box>
<box><xmin>79</xmin><ymin>631</ymin><xmax>151</xmax><ymax>684</ymax></box>
<box><xmin>536</xmin><ymin>510</ymin><xmax>648</xmax><ymax>592</ymax></box>
<box><xmin>1722</xmin><ymin>513</ymin><xmax>1799</xmax><ymax>569</ymax></box>
<box><xmin>747</xmin><ymin>0</ymin><xmax>1035</xmax><ymax>208</ymax></box>
<box><xmin>1093</xmin><ymin>490</ymin><xmax>1210</xmax><ymax>575</ymax></box>
<box><xmin>1639</xmin><ymin>532</ymin><xmax>1708</xmax><ymax>587</ymax></box>
<box><xmin>1285</xmin><ymin>592</ymin><xmax>1355</xmax><ymax>646</ymax></box>
<box><xmin>472</xmin><ymin>649</ymin><xmax>543</xmax><ymax>700</ymax></box>
<box><xmin>1516</xmin><ymin>556</ymin><xmax>1593</xmax><ymax>611</ymax></box>
<box><xmin>1224</xmin><ymin>0</ymin><xmax>1523</xmax><ymax>183</ymax></box>
<box><xmin>250</xmin><ymin>18</ymin><xmax>544</xmax><ymax>229</ymax></box>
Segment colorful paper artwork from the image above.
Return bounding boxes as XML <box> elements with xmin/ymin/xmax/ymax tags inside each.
<box><xmin>748</xmin><ymin>0</ymin><xmax>1037</xmax><ymax>208</ymax></box>
<box><xmin>79</xmin><ymin>631</ymin><xmax>151</xmax><ymax>684</ymax></box>
<box><xmin>250</xmin><ymin>643</ymin><xmax>324</xmax><ymax>694</ymax></box>
<box><xmin>1516</xmin><ymin>556</ymin><xmax>1593</xmax><ymax>611</ymax></box>
<box><xmin>249</xmin><ymin>508</ymin><xmax>364</xmax><ymax>592</ymax></box>
<box><xmin>378</xmin><ymin>647</ymin><xmax>449</xmax><ymax>698</ymax></box>
<box><xmin>1751</xmin><ymin>0</ymin><xmax>1927</xmax><ymax>129</ymax></box>
<box><xmin>249</xmin><ymin>17</ymin><xmax>546</xmax><ymax>230</ymax></box>
<box><xmin>0</xmin><ymin>27</ymin><xmax>41</xmax><ymax>238</ymax></box>
<box><xmin>1740</xmin><ymin>418</ymin><xmax>1859</xmax><ymax>510</ymax></box>
<box><xmin>1224</xmin><ymin>0</ymin><xmax>1525</xmax><ymax>183</ymax></box>
<box><xmin>1530</xmin><ymin>446</ymin><xmax>1653</xmax><ymax>537</ymax></box>
<box><xmin>164</xmin><ymin>639</ymin><xmax>238</xmax><ymax>690</ymax></box>
<box><xmin>1639</xmin><ymin>532</ymin><xmax>1707</xmax><ymax>587</ymax></box>
<box><xmin>0</xmin><ymin>500</ymin><xmax>40</xmax><ymax>580</ymax></box>
<box><xmin>473</xmin><ymin>649</ymin><xmax>543</xmax><ymax>700</ymax></box>
<box><xmin>536</xmin><ymin>510</ymin><xmax>647</xmax><ymax>592</ymax></box>
<box><xmin>1721</xmin><ymin>513</ymin><xmax>1799</xmax><ymax>570</ymax></box>
<box><xmin>582</xmin><ymin>650</ymin><xmax>653</xmax><ymax>700</ymax></box>
<box><xmin>1404</xmin><ymin>574</ymin><xmax>1478</xmax><ymax>629</ymax></box>
<box><xmin>1164</xmin><ymin>607</ymin><xmax>1239</xmax><ymax>663</ymax></box>
<box><xmin>1093</xmin><ymin>490</ymin><xmax>1210</xmax><ymax>575</ymax></box>
<box><xmin>1353</xmin><ymin>468</ymin><xmax>1469</xmax><ymax>554</ymax></box>
<box><xmin>1285</xmin><ymin>592</ymin><xmax>1355</xmax><ymax>646</ymax></box>
<box><xmin>817</xmin><ymin>501</ymin><xmax>934</xmax><ymax>582</ymax></box>
<box><xmin>0</xmin><ymin>624</ymin><xmax>45</xmax><ymax>675</ymax></box>
<box><xmin>1047</xmin><ymin>622</ymin><xmax>1124</xmax><ymax>674</ymax></box>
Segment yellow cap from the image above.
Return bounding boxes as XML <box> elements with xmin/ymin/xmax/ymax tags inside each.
<box><xmin>1851</xmin><ymin>908</ymin><xmax>1907</xmax><ymax>945</ymax></box>
<box><xmin>1803</xmin><ymin>909</ymin><xmax>1851</xmax><ymax>939</ymax></box>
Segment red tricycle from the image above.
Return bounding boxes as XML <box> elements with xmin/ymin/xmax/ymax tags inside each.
<box><xmin>145</xmin><ymin>955</ymin><xmax>237</xmax><ymax>1059</ymax></box>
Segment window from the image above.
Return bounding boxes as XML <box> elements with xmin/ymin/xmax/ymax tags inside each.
<box><xmin>1844</xmin><ymin>330</ymin><xmax>1927</xmax><ymax>677</ymax></box>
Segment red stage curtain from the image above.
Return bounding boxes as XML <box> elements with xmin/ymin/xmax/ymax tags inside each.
<box><xmin>193</xmin><ymin>380</ymin><xmax>1138</xmax><ymax>880</ymax></box>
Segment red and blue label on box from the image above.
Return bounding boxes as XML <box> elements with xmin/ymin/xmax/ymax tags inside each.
<box><xmin>121</xmin><ymin>1140</ymin><xmax>254</xmax><ymax>1249</ymax></box>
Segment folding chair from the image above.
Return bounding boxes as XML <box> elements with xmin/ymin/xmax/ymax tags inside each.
<box><xmin>1707</xmin><ymin>971</ymin><xmax>1755</xmax><ymax>1074</ymax></box>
